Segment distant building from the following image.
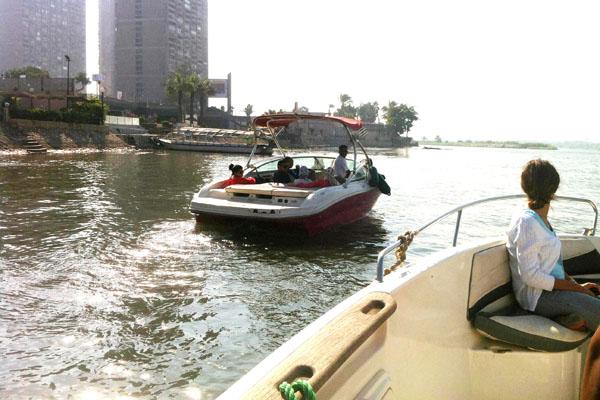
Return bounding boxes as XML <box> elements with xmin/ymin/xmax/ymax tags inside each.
<box><xmin>99</xmin><ymin>0</ymin><xmax>208</xmax><ymax>104</ymax></box>
<box><xmin>0</xmin><ymin>0</ymin><xmax>86</xmax><ymax>77</ymax></box>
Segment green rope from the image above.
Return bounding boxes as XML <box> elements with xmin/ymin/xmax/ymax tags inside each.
<box><xmin>279</xmin><ymin>379</ymin><xmax>317</xmax><ymax>400</ymax></box>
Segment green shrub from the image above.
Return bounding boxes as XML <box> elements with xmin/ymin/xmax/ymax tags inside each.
<box><xmin>10</xmin><ymin>98</ymin><xmax>108</xmax><ymax>125</ymax></box>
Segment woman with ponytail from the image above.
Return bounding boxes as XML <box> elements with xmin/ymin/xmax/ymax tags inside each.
<box><xmin>506</xmin><ymin>159</ymin><xmax>600</xmax><ymax>330</ymax></box>
<box><xmin>223</xmin><ymin>164</ymin><xmax>256</xmax><ymax>187</ymax></box>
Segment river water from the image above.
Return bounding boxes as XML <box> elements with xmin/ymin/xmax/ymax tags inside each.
<box><xmin>1</xmin><ymin>147</ymin><xmax>599</xmax><ymax>399</ymax></box>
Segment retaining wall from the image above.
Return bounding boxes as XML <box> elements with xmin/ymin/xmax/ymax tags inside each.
<box><xmin>5</xmin><ymin>119</ymin><xmax>128</xmax><ymax>149</ymax></box>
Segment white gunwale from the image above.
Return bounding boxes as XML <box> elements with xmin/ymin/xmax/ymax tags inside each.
<box><xmin>218</xmin><ymin>195</ymin><xmax>600</xmax><ymax>400</ymax></box>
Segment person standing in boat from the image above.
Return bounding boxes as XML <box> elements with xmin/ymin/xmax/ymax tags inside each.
<box><xmin>333</xmin><ymin>145</ymin><xmax>351</xmax><ymax>184</ymax></box>
<box><xmin>223</xmin><ymin>164</ymin><xmax>256</xmax><ymax>187</ymax></box>
<box><xmin>333</xmin><ymin>145</ymin><xmax>352</xmax><ymax>184</ymax></box>
<box><xmin>506</xmin><ymin>159</ymin><xmax>600</xmax><ymax>331</ymax></box>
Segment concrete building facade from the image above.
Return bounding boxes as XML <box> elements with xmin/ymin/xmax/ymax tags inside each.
<box><xmin>0</xmin><ymin>0</ymin><xmax>86</xmax><ymax>78</ymax></box>
<box><xmin>99</xmin><ymin>0</ymin><xmax>208</xmax><ymax>104</ymax></box>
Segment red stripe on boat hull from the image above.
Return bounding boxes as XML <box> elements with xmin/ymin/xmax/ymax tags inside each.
<box><xmin>193</xmin><ymin>188</ymin><xmax>381</xmax><ymax>235</ymax></box>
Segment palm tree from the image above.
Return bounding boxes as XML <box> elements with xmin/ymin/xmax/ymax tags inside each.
<box><xmin>186</xmin><ymin>73</ymin><xmax>202</xmax><ymax>125</ymax></box>
<box><xmin>196</xmin><ymin>79</ymin><xmax>213</xmax><ymax>126</ymax></box>
<box><xmin>74</xmin><ymin>72</ymin><xmax>91</xmax><ymax>93</ymax></box>
<box><xmin>244</xmin><ymin>104</ymin><xmax>253</xmax><ymax>127</ymax></box>
<box><xmin>339</xmin><ymin>94</ymin><xmax>352</xmax><ymax>107</ymax></box>
<box><xmin>165</xmin><ymin>67</ymin><xmax>188</xmax><ymax>123</ymax></box>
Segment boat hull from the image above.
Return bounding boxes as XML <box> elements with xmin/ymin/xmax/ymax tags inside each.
<box><xmin>193</xmin><ymin>187</ymin><xmax>381</xmax><ymax>235</ymax></box>
<box><xmin>220</xmin><ymin>235</ymin><xmax>600</xmax><ymax>399</ymax></box>
<box><xmin>158</xmin><ymin>139</ymin><xmax>273</xmax><ymax>155</ymax></box>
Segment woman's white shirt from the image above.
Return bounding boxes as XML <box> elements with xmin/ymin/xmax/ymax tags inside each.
<box><xmin>506</xmin><ymin>209</ymin><xmax>561</xmax><ymax>311</ymax></box>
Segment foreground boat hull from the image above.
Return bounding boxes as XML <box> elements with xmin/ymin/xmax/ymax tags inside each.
<box><xmin>219</xmin><ymin>235</ymin><xmax>600</xmax><ymax>399</ymax></box>
<box><xmin>193</xmin><ymin>187</ymin><xmax>381</xmax><ymax>235</ymax></box>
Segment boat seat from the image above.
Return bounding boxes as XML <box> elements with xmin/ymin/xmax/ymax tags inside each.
<box><xmin>225</xmin><ymin>183</ymin><xmax>314</xmax><ymax>198</ymax></box>
<box><xmin>468</xmin><ymin>244</ymin><xmax>590</xmax><ymax>352</ymax></box>
<box><xmin>271</xmin><ymin>187</ymin><xmax>314</xmax><ymax>198</ymax></box>
<box><xmin>562</xmin><ymin>238</ymin><xmax>600</xmax><ymax>284</ymax></box>
<box><xmin>225</xmin><ymin>183</ymin><xmax>275</xmax><ymax>195</ymax></box>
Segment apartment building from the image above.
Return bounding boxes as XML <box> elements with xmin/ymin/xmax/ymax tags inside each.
<box><xmin>0</xmin><ymin>0</ymin><xmax>86</xmax><ymax>78</ymax></box>
<box><xmin>99</xmin><ymin>0</ymin><xmax>208</xmax><ymax>103</ymax></box>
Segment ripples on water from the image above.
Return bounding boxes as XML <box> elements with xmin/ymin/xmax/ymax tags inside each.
<box><xmin>1</xmin><ymin>148</ymin><xmax>599</xmax><ymax>398</ymax></box>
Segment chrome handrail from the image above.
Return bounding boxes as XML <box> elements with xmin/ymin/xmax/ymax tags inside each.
<box><xmin>376</xmin><ymin>194</ymin><xmax>598</xmax><ymax>282</ymax></box>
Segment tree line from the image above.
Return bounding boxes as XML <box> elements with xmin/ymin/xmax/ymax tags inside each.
<box><xmin>335</xmin><ymin>94</ymin><xmax>418</xmax><ymax>137</ymax></box>
<box><xmin>248</xmin><ymin>94</ymin><xmax>419</xmax><ymax>137</ymax></box>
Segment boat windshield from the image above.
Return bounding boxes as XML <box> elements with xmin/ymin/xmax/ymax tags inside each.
<box><xmin>349</xmin><ymin>162</ymin><xmax>368</xmax><ymax>181</ymax></box>
<box><xmin>252</xmin><ymin>156</ymin><xmax>356</xmax><ymax>174</ymax></box>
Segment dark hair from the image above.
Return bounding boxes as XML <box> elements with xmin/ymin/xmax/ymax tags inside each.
<box><xmin>278</xmin><ymin>157</ymin><xmax>293</xmax><ymax>167</ymax></box>
<box><xmin>229</xmin><ymin>164</ymin><xmax>243</xmax><ymax>174</ymax></box>
<box><xmin>520</xmin><ymin>159</ymin><xmax>560</xmax><ymax>210</ymax></box>
<box><xmin>339</xmin><ymin>145</ymin><xmax>348</xmax><ymax>152</ymax></box>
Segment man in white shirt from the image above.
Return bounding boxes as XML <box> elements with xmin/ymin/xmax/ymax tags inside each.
<box><xmin>333</xmin><ymin>145</ymin><xmax>350</xmax><ymax>183</ymax></box>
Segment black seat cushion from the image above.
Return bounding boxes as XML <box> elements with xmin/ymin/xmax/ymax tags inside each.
<box><xmin>564</xmin><ymin>249</ymin><xmax>600</xmax><ymax>275</ymax></box>
<box><xmin>564</xmin><ymin>249</ymin><xmax>600</xmax><ymax>284</ymax></box>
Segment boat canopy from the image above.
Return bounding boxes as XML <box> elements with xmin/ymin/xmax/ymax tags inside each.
<box><xmin>252</xmin><ymin>113</ymin><xmax>363</xmax><ymax>131</ymax></box>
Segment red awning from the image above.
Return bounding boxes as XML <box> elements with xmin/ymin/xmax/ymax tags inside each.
<box><xmin>252</xmin><ymin>113</ymin><xmax>363</xmax><ymax>130</ymax></box>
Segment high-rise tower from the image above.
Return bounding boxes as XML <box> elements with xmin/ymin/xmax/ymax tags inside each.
<box><xmin>0</xmin><ymin>0</ymin><xmax>86</xmax><ymax>77</ymax></box>
<box><xmin>99</xmin><ymin>0</ymin><xmax>208</xmax><ymax>103</ymax></box>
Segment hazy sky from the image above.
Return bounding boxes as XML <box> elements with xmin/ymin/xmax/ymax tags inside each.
<box><xmin>87</xmin><ymin>0</ymin><xmax>600</xmax><ymax>142</ymax></box>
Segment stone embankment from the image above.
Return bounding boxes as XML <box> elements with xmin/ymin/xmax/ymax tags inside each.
<box><xmin>0</xmin><ymin>119</ymin><xmax>133</xmax><ymax>152</ymax></box>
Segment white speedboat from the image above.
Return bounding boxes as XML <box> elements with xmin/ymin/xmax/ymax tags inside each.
<box><xmin>218</xmin><ymin>194</ymin><xmax>600</xmax><ymax>399</ymax></box>
<box><xmin>190</xmin><ymin>114</ymin><xmax>388</xmax><ymax>235</ymax></box>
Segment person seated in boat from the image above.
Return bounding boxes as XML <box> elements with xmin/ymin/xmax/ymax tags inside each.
<box><xmin>223</xmin><ymin>164</ymin><xmax>256</xmax><ymax>187</ymax></box>
<box><xmin>293</xmin><ymin>165</ymin><xmax>331</xmax><ymax>188</ymax></box>
<box><xmin>506</xmin><ymin>159</ymin><xmax>600</xmax><ymax>331</ymax></box>
<box><xmin>281</xmin><ymin>157</ymin><xmax>300</xmax><ymax>179</ymax></box>
<box><xmin>293</xmin><ymin>166</ymin><xmax>311</xmax><ymax>185</ymax></box>
<box><xmin>273</xmin><ymin>158</ymin><xmax>295</xmax><ymax>184</ymax></box>
<box><xmin>333</xmin><ymin>144</ymin><xmax>351</xmax><ymax>184</ymax></box>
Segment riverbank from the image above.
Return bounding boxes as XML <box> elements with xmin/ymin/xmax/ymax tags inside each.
<box><xmin>420</xmin><ymin>140</ymin><xmax>557</xmax><ymax>150</ymax></box>
<box><xmin>0</xmin><ymin>119</ymin><xmax>134</xmax><ymax>153</ymax></box>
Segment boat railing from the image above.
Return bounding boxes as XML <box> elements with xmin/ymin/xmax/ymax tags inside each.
<box><xmin>376</xmin><ymin>194</ymin><xmax>599</xmax><ymax>282</ymax></box>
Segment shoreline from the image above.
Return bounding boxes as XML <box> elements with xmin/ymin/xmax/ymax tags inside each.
<box><xmin>420</xmin><ymin>141</ymin><xmax>558</xmax><ymax>150</ymax></box>
<box><xmin>0</xmin><ymin>146</ymin><xmax>138</xmax><ymax>156</ymax></box>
